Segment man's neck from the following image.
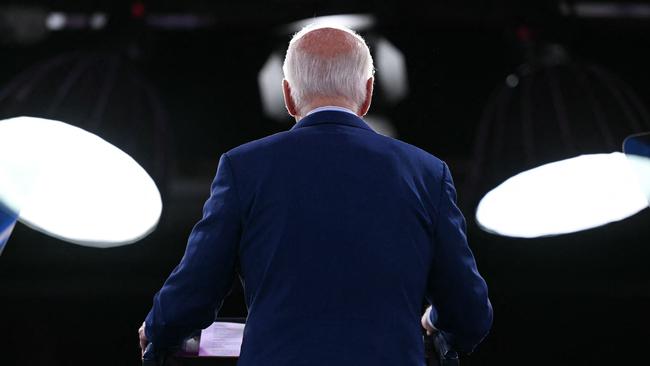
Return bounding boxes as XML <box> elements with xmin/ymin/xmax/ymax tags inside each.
<box><xmin>295</xmin><ymin>98</ymin><xmax>359</xmax><ymax>121</ymax></box>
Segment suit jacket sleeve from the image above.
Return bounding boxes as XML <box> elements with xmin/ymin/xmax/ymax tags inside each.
<box><xmin>426</xmin><ymin>162</ymin><xmax>493</xmax><ymax>354</ymax></box>
<box><xmin>145</xmin><ymin>153</ymin><xmax>242</xmax><ymax>350</ymax></box>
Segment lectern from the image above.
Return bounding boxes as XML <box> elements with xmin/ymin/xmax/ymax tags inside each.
<box><xmin>143</xmin><ymin>318</ymin><xmax>458</xmax><ymax>366</ymax></box>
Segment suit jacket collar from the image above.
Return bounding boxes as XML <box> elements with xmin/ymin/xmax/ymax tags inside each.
<box><xmin>290</xmin><ymin>110</ymin><xmax>375</xmax><ymax>133</ymax></box>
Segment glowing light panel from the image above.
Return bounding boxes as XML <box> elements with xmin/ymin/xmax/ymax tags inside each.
<box><xmin>0</xmin><ymin>116</ymin><xmax>162</xmax><ymax>247</ymax></box>
<box><xmin>476</xmin><ymin>153</ymin><xmax>648</xmax><ymax>238</ymax></box>
<box><xmin>284</xmin><ymin>14</ymin><xmax>376</xmax><ymax>33</ymax></box>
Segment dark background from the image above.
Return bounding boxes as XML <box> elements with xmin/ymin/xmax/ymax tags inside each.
<box><xmin>1</xmin><ymin>1</ymin><xmax>650</xmax><ymax>365</ymax></box>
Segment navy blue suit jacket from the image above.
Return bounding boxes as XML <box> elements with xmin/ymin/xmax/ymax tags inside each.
<box><xmin>145</xmin><ymin>110</ymin><xmax>492</xmax><ymax>365</ymax></box>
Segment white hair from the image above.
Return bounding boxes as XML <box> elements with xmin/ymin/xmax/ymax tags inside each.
<box><xmin>282</xmin><ymin>24</ymin><xmax>374</xmax><ymax>111</ymax></box>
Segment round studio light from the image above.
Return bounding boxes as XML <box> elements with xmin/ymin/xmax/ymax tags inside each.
<box><xmin>0</xmin><ymin>116</ymin><xmax>162</xmax><ymax>247</ymax></box>
<box><xmin>476</xmin><ymin>152</ymin><xmax>649</xmax><ymax>238</ymax></box>
<box><xmin>283</xmin><ymin>14</ymin><xmax>376</xmax><ymax>33</ymax></box>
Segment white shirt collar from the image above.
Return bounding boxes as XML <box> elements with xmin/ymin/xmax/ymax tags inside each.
<box><xmin>305</xmin><ymin>106</ymin><xmax>358</xmax><ymax>117</ymax></box>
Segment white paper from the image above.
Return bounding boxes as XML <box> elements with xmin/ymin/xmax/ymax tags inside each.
<box><xmin>198</xmin><ymin>322</ymin><xmax>245</xmax><ymax>357</ymax></box>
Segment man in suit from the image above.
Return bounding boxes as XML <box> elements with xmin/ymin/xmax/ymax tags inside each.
<box><xmin>140</xmin><ymin>24</ymin><xmax>492</xmax><ymax>365</ymax></box>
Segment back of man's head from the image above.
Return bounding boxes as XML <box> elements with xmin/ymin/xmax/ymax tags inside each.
<box><xmin>282</xmin><ymin>25</ymin><xmax>374</xmax><ymax>115</ymax></box>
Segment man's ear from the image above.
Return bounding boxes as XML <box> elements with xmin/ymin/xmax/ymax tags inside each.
<box><xmin>283</xmin><ymin>79</ymin><xmax>298</xmax><ymax>117</ymax></box>
<box><xmin>358</xmin><ymin>77</ymin><xmax>374</xmax><ymax>117</ymax></box>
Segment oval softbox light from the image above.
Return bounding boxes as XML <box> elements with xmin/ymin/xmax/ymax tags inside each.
<box><xmin>0</xmin><ymin>116</ymin><xmax>162</xmax><ymax>247</ymax></box>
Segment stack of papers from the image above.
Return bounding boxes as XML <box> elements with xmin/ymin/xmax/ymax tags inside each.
<box><xmin>198</xmin><ymin>322</ymin><xmax>245</xmax><ymax>357</ymax></box>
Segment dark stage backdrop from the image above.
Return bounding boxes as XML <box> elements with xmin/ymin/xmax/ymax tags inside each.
<box><xmin>1</xmin><ymin>2</ymin><xmax>650</xmax><ymax>365</ymax></box>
